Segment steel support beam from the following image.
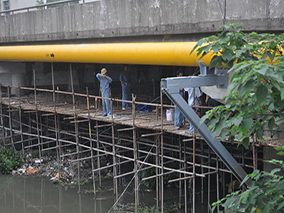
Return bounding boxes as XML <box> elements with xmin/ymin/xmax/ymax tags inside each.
<box><xmin>161</xmin><ymin>75</ymin><xmax>247</xmax><ymax>184</ymax></box>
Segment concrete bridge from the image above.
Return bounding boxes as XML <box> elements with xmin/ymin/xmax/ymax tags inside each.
<box><xmin>1</xmin><ymin>0</ymin><xmax>283</xmax><ymax>45</ymax></box>
<box><xmin>0</xmin><ymin>0</ymin><xmax>283</xmax><ymax>91</ymax></box>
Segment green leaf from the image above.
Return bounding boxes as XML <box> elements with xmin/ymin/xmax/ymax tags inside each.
<box><xmin>199</xmin><ymin>113</ymin><xmax>210</xmax><ymax>126</ymax></box>
<box><xmin>238</xmin><ymin>79</ymin><xmax>255</xmax><ymax>97</ymax></box>
<box><xmin>240</xmin><ymin>190</ymin><xmax>250</xmax><ymax>202</ymax></box>
<box><xmin>234</xmin><ymin>63</ymin><xmax>251</xmax><ymax>72</ymax></box>
<box><xmin>241</xmin><ymin>105</ymin><xmax>248</xmax><ymax>112</ymax></box>
<box><xmin>278</xmin><ymin>99</ymin><xmax>284</xmax><ymax>109</ymax></box>
<box><xmin>271</xmin><ymin>80</ymin><xmax>281</xmax><ymax>92</ymax></box>
<box><xmin>242</xmin><ymin>118</ymin><xmax>253</xmax><ymax>129</ymax></box>
<box><xmin>256</xmin><ymin>85</ymin><xmax>268</xmax><ymax>105</ymax></box>
<box><xmin>222</xmin><ymin>51</ymin><xmax>233</xmax><ymax>61</ymax></box>
<box><xmin>209</xmin><ymin>118</ymin><xmax>219</xmax><ymax>130</ymax></box>
<box><xmin>277</xmin><ymin>151</ymin><xmax>284</xmax><ymax>156</ymax></box>
<box><xmin>220</xmin><ymin>129</ymin><xmax>229</xmax><ymax>140</ymax></box>
<box><xmin>201</xmin><ymin>43</ymin><xmax>213</xmax><ymax>53</ymax></box>
<box><xmin>268</xmin><ymin>118</ymin><xmax>275</xmax><ymax>130</ymax></box>
<box><xmin>276</xmin><ymin>202</ymin><xmax>284</xmax><ymax>211</ymax></box>
<box><xmin>223</xmin><ymin>196</ymin><xmax>235</xmax><ymax>209</ymax></box>
<box><xmin>214</xmin><ymin>119</ymin><xmax>226</xmax><ymax>136</ymax></box>
<box><xmin>234</xmin><ymin>117</ymin><xmax>243</xmax><ymax>126</ymax></box>
<box><xmin>235</xmin><ymin>49</ymin><xmax>247</xmax><ymax>58</ymax></box>
<box><xmin>262</xmin><ymin>204</ymin><xmax>271</xmax><ymax>213</ymax></box>
<box><xmin>212</xmin><ymin>45</ymin><xmax>222</xmax><ymax>53</ymax></box>
<box><xmin>254</xmin><ymin>65</ymin><xmax>268</xmax><ymax>76</ymax></box>
<box><xmin>256</xmin><ymin>197</ymin><xmax>264</xmax><ymax>209</ymax></box>
<box><xmin>242</xmin><ymin>137</ymin><xmax>250</xmax><ymax>148</ymax></box>
<box><xmin>239</xmin><ymin>126</ymin><xmax>247</xmax><ymax>135</ymax></box>
<box><xmin>237</xmin><ymin>131</ymin><xmax>243</xmax><ymax>141</ymax></box>
<box><xmin>281</xmin><ymin>88</ymin><xmax>284</xmax><ymax>100</ymax></box>
<box><xmin>270</xmin><ymin>168</ymin><xmax>281</xmax><ymax>175</ymax></box>
<box><xmin>231</xmin><ymin>125</ymin><xmax>238</xmax><ymax>135</ymax></box>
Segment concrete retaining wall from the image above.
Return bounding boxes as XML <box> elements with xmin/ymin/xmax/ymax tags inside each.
<box><xmin>0</xmin><ymin>0</ymin><xmax>283</xmax><ymax>44</ymax></box>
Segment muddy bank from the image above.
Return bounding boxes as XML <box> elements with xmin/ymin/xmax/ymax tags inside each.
<box><xmin>12</xmin><ymin>150</ymin><xmax>111</xmax><ymax>187</ymax></box>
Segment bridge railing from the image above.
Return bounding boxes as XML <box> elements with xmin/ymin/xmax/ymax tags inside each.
<box><xmin>0</xmin><ymin>0</ymin><xmax>97</xmax><ymax>15</ymax></box>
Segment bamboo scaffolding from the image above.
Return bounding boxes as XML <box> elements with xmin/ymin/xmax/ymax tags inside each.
<box><xmin>132</xmin><ymin>93</ymin><xmax>139</xmax><ymax>213</ymax></box>
<box><xmin>160</xmin><ymin>85</ymin><xmax>164</xmax><ymax>213</ymax></box>
<box><xmin>0</xmin><ymin>78</ymin><xmax>263</xmax><ymax>213</ymax></box>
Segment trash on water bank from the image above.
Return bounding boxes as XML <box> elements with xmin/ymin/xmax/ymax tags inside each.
<box><xmin>35</xmin><ymin>159</ymin><xmax>43</xmax><ymax>164</ymax></box>
<box><xmin>27</xmin><ymin>168</ymin><xmax>38</xmax><ymax>174</ymax></box>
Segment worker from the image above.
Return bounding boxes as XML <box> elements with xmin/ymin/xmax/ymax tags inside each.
<box><xmin>184</xmin><ymin>87</ymin><xmax>202</xmax><ymax>132</ymax></box>
<box><xmin>96</xmin><ymin>68</ymin><xmax>112</xmax><ymax>116</ymax></box>
<box><xmin>119</xmin><ymin>64</ymin><xmax>131</xmax><ymax>110</ymax></box>
<box><xmin>174</xmin><ymin>69</ymin><xmax>185</xmax><ymax>129</ymax></box>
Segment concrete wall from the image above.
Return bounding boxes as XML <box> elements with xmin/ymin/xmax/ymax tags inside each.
<box><xmin>0</xmin><ymin>0</ymin><xmax>283</xmax><ymax>44</ymax></box>
<box><xmin>0</xmin><ymin>62</ymin><xmax>26</xmax><ymax>95</ymax></box>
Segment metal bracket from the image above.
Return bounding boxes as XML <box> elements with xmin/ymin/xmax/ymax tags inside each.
<box><xmin>161</xmin><ymin>72</ymin><xmax>247</xmax><ymax>185</ymax></box>
<box><xmin>161</xmin><ymin>72</ymin><xmax>227</xmax><ymax>94</ymax></box>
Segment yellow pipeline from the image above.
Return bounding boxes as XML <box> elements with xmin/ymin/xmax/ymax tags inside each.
<box><xmin>0</xmin><ymin>42</ymin><xmax>213</xmax><ymax>67</ymax></box>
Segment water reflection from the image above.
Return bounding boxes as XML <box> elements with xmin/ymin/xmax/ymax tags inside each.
<box><xmin>0</xmin><ymin>175</ymin><xmax>114</xmax><ymax>213</ymax></box>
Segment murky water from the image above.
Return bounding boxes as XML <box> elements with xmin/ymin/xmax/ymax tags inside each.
<box><xmin>0</xmin><ymin>174</ymin><xmax>209</xmax><ymax>213</ymax></box>
<box><xmin>0</xmin><ymin>175</ymin><xmax>115</xmax><ymax>213</ymax></box>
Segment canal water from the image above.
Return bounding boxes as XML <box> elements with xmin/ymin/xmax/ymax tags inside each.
<box><xmin>0</xmin><ymin>174</ymin><xmax>114</xmax><ymax>213</ymax></box>
<box><xmin>0</xmin><ymin>174</ymin><xmax>208</xmax><ymax>213</ymax></box>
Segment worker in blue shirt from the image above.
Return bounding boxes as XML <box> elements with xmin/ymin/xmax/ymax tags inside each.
<box><xmin>96</xmin><ymin>68</ymin><xmax>112</xmax><ymax>116</ymax></box>
<box><xmin>174</xmin><ymin>69</ymin><xmax>185</xmax><ymax>128</ymax></box>
<box><xmin>119</xmin><ymin>65</ymin><xmax>130</xmax><ymax>110</ymax></box>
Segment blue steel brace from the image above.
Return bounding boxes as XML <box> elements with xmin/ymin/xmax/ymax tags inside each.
<box><xmin>161</xmin><ymin>72</ymin><xmax>248</xmax><ymax>185</ymax></box>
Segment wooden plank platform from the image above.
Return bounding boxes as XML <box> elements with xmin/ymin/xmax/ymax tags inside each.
<box><xmin>1</xmin><ymin>95</ymin><xmax>197</xmax><ymax>139</ymax></box>
<box><xmin>2</xmin><ymin>94</ymin><xmax>282</xmax><ymax>147</ymax></box>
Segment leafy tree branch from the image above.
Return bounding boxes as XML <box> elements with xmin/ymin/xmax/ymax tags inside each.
<box><xmin>193</xmin><ymin>23</ymin><xmax>284</xmax><ymax>212</ymax></box>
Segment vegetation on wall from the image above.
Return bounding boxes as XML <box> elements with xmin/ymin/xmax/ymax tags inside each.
<box><xmin>193</xmin><ymin>24</ymin><xmax>284</xmax><ymax>212</ymax></box>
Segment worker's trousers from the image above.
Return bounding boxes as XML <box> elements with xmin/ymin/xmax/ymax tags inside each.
<box><xmin>102</xmin><ymin>92</ymin><xmax>111</xmax><ymax>116</ymax></box>
<box><xmin>121</xmin><ymin>84</ymin><xmax>130</xmax><ymax>108</ymax></box>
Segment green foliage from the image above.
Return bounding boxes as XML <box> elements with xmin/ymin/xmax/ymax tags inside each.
<box><xmin>193</xmin><ymin>24</ymin><xmax>284</xmax><ymax>213</ymax></box>
<box><xmin>0</xmin><ymin>145</ymin><xmax>23</xmax><ymax>174</ymax></box>
<box><xmin>195</xmin><ymin>23</ymin><xmax>284</xmax><ymax>147</ymax></box>
<box><xmin>212</xmin><ymin>159</ymin><xmax>284</xmax><ymax>213</ymax></box>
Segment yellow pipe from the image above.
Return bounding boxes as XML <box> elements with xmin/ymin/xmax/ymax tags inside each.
<box><xmin>0</xmin><ymin>42</ymin><xmax>213</xmax><ymax>67</ymax></box>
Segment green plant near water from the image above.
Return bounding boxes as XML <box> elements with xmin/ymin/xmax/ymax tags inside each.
<box><xmin>0</xmin><ymin>145</ymin><xmax>23</xmax><ymax>174</ymax></box>
<box><xmin>192</xmin><ymin>23</ymin><xmax>284</xmax><ymax>212</ymax></box>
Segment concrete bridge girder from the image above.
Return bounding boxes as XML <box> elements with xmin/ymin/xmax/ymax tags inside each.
<box><xmin>0</xmin><ymin>0</ymin><xmax>283</xmax><ymax>44</ymax></box>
